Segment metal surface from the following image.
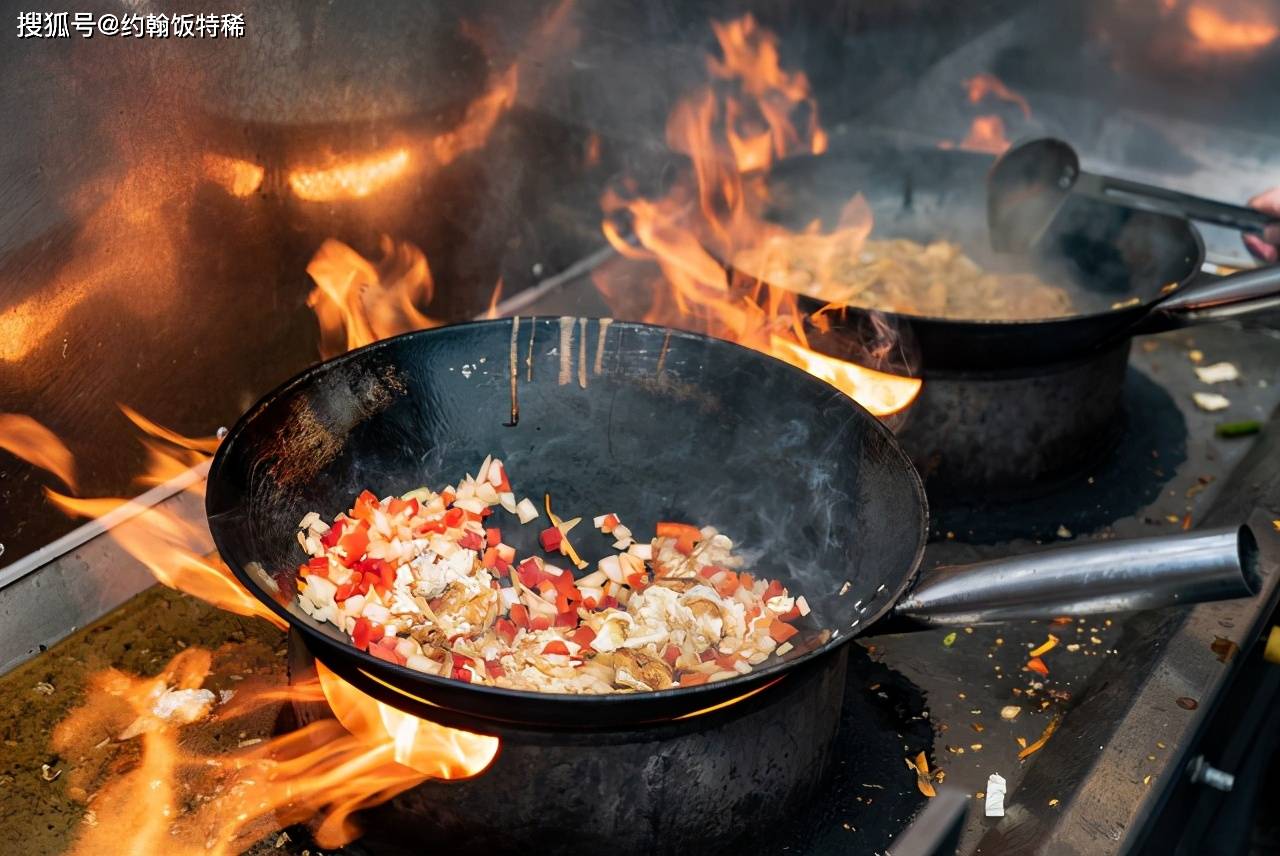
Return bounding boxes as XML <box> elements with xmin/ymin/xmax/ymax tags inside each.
<box><xmin>894</xmin><ymin>526</ymin><xmax>1259</xmax><ymax>627</ymax></box>
<box><xmin>892</xmin><ymin>789</ymin><xmax>970</xmax><ymax>856</ymax></box>
<box><xmin>0</xmin><ymin>486</ymin><xmax>209</xmax><ymax>675</ymax></box>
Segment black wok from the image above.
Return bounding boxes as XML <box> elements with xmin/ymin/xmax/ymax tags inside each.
<box><xmin>730</xmin><ymin>149</ymin><xmax>1280</xmax><ymax>374</ymax></box>
<box><xmin>206</xmin><ymin>318</ymin><xmax>1259</xmax><ymax>727</ymax></box>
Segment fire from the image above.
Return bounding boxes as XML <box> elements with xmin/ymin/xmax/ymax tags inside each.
<box><xmin>430</xmin><ymin>66</ymin><xmax>519</xmax><ymax>167</ymax></box>
<box><xmin>956</xmin><ymin>115</ymin><xmax>1012</xmax><ymax>155</ymax></box>
<box><xmin>202</xmin><ymin>153</ymin><xmax>265</xmax><ymax>198</ymax></box>
<box><xmin>52</xmin><ymin>646</ymin><xmax>495</xmax><ymax>856</ymax></box>
<box><xmin>317</xmin><ymin>661</ymin><xmax>498</xmax><ymax>776</ymax></box>
<box><xmin>289</xmin><ymin>147</ymin><xmax>412</xmax><ymax>203</ymax></box>
<box><xmin>1186</xmin><ymin>3</ymin><xmax>1279</xmax><ymax>50</ymax></box>
<box><xmin>306</xmin><ymin>237</ymin><xmax>442</xmax><ymax>358</ymax></box>
<box><xmin>596</xmin><ymin>15</ymin><xmax>920</xmax><ymax>417</ymax></box>
<box><xmin>940</xmin><ymin>73</ymin><xmax>1032</xmax><ymax>154</ymax></box>
<box><xmin>966</xmin><ymin>73</ymin><xmax>1031</xmax><ymax>118</ymax></box>
<box><xmin>0</xmin><ymin>413</ymin><xmax>77</xmax><ymax>490</ymax></box>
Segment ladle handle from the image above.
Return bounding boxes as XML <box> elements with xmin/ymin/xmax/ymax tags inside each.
<box><xmin>1076</xmin><ymin>172</ymin><xmax>1278</xmax><ymax>233</ymax></box>
<box><xmin>1133</xmin><ymin>264</ymin><xmax>1280</xmax><ymax>333</ymax></box>
<box><xmin>891</xmin><ymin>525</ymin><xmax>1258</xmax><ymax>627</ymax></box>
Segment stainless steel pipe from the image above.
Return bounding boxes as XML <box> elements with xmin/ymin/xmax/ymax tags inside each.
<box><xmin>893</xmin><ymin>525</ymin><xmax>1260</xmax><ymax>626</ymax></box>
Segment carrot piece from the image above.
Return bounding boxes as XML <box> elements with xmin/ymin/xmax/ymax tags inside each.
<box><xmin>1026</xmin><ymin>656</ymin><xmax>1049</xmax><ymax>677</ymax></box>
<box><xmin>769</xmin><ymin>618</ymin><xmax>798</xmax><ymax>644</ymax></box>
<box><xmin>679</xmin><ymin>671</ymin><xmax>711</xmax><ymax>687</ymax></box>
<box><xmin>530</xmin><ymin>615</ymin><xmax>552</xmax><ymax>631</ymax></box>
<box><xmin>542</xmin><ymin>641</ymin><xmax>570</xmax><ymax>656</ymax></box>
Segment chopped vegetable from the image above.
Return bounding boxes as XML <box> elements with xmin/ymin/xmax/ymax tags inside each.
<box><xmin>1018</xmin><ymin>717</ymin><xmax>1060</xmax><ymax>760</ymax></box>
<box><xmin>942</xmin><ymin>632</ymin><xmax>957</xmax><ymax>647</ymax></box>
<box><xmin>1028</xmin><ymin>635</ymin><xmax>1059</xmax><ymax>658</ymax></box>
<box><xmin>1025</xmin><ymin>657</ymin><xmax>1049</xmax><ymax>677</ymax></box>
<box><xmin>1216</xmin><ymin>420</ymin><xmax>1261</xmax><ymax>438</ymax></box>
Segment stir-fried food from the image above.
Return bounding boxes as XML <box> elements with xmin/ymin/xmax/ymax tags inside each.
<box><xmin>734</xmin><ymin>235</ymin><xmax>1075</xmax><ymax>320</ymax></box>
<box><xmin>293</xmin><ymin>458</ymin><xmax>811</xmax><ymax>693</ymax></box>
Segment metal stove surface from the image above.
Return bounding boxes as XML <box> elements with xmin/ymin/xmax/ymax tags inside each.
<box><xmin>511</xmin><ymin>252</ymin><xmax>1280</xmax><ymax>855</ymax></box>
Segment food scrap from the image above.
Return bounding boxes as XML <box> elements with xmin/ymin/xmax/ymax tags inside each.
<box><xmin>1018</xmin><ymin>716</ymin><xmax>1060</xmax><ymax>760</ymax></box>
<box><xmin>1025</xmin><ymin>656</ymin><xmax>1050</xmax><ymax>677</ymax></box>
<box><xmin>293</xmin><ymin>457</ymin><xmax>813</xmax><ymax>694</ymax></box>
<box><xmin>1194</xmin><ymin>362</ymin><xmax>1239</xmax><ymax>384</ymax></box>
<box><xmin>1028</xmin><ymin>635</ymin><xmax>1059</xmax><ymax>658</ymax></box>
<box><xmin>1192</xmin><ymin>392</ymin><xmax>1231</xmax><ymax>412</ymax></box>
<box><xmin>906</xmin><ymin>751</ymin><xmax>937</xmax><ymax>798</ymax></box>
<box><xmin>1215</xmin><ymin>420</ymin><xmax>1261</xmax><ymax>438</ymax></box>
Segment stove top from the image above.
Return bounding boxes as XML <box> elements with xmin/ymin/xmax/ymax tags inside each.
<box><xmin>1</xmin><ymin>251</ymin><xmax>1278</xmax><ymax>855</ymax></box>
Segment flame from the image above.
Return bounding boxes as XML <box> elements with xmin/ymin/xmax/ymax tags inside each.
<box><xmin>1186</xmin><ymin>3</ymin><xmax>1279</xmax><ymax>50</ymax></box>
<box><xmin>305</xmin><ymin>237</ymin><xmax>442</xmax><ymax>358</ymax></box>
<box><xmin>0</xmin><ymin>413</ymin><xmax>77</xmax><ymax>490</ymax></box>
<box><xmin>966</xmin><ymin>73</ymin><xmax>1031</xmax><ymax>119</ymax></box>
<box><xmin>289</xmin><ymin>148</ymin><xmax>412</xmax><ymax>203</ymax></box>
<box><xmin>430</xmin><ymin>66</ymin><xmax>519</xmax><ymax>167</ymax></box>
<box><xmin>954</xmin><ymin>115</ymin><xmax>1013</xmax><ymax>154</ymax></box>
<box><xmin>596</xmin><ymin>15</ymin><xmax>920</xmax><ymax>417</ymax></box>
<box><xmin>317</xmin><ymin>662</ymin><xmax>498</xmax><ymax>776</ymax></box>
<box><xmin>53</xmin><ymin>646</ymin><xmax>495</xmax><ymax>855</ymax></box>
<box><xmin>202</xmin><ymin>153</ymin><xmax>264</xmax><ymax>197</ymax></box>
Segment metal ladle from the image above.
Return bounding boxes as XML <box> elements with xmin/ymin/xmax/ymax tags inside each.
<box><xmin>987</xmin><ymin>137</ymin><xmax>1279</xmax><ymax>254</ymax></box>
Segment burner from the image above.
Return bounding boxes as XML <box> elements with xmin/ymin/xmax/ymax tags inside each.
<box><xmin>285</xmin><ymin>630</ymin><xmax>932</xmax><ymax>855</ymax></box>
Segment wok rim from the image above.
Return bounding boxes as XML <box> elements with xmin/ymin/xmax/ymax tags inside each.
<box><xmin>206</xmin><ymin>317</ymin><xmax>930</xmax><ymax>719</ymax></box>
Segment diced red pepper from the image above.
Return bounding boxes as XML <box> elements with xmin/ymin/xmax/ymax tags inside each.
<box><xmin>569</xmin><ymin>625</ymin><xmax>597</xmax><ymax>647</ymax></box>
<box><xmin>306</xmin><ymin>557</ymin><xmax>329</xmax><ymax>577</ymax></box>
<box><xmin>386</xmin><ymin>497</ymin><xmax>418</xmax><ymax>518</ymax></box>
<box><xmin>626</xmin><ymin>572</ymin><xmax>648</xmax><ymax>591</ymax></box>
<box><xmin>444</xmin><ymin>507</ymin><xmax>464</xmax><ymax>528</ymax></box>
<box><xmin>352</xmin><ymin>617</ymin><xmax>373</xmax><ymax>650</ymax></box>
<box><xmin>542</xmin><ymin>641</ymin><xmax>570</xmax><ymax>656</ymax></box>
<box><xmin>486</xmin><ymin>528</ymin><xmax>501</xmax><ymax>547</ymax></box>
<box><xmin>482</xmin><ymin>547</ymin><xmax>499</xmax><ymax>569</ymax></box>
<box><xmin>1026</xmin><ymin>657</ymin><xmax>1050</xmax><ymax>677</ymax></box>
<box><xmin>337</xmin><ymin>522</ymin><xmax>370</xmax><ymax>564</ymax></box>
<box><xmin>378</xmin><ymin>562</ymin><xmax>396</xmax><ymax>594</ymax></box>
<box><xmin>581</xmin><ymin>596</ymin><xmax>598</xmax><ymax>610</ymax></box>
<box><xmin>600</xmin><ymin>513</ymin><xmax>620</xmax><ymax>534</ymax></box>
<box><xmin>320</xmin><ymin>518</ymin><xmax>346</xmax><ymax>548</ymax></box>
<box><xmin>679</xmin><ymin>671</ymin><xmax>711</xmax><ymax>687</ymax></box>
<box><xmin>739</xmin><ymin>573</ymin><xmax>755</xmax><ymax>591</ymax></box>
<box><xmin>714</xmin><ymin>652</ymin><xmax>740</xmax><ymax>670</ymax></box>
<box><xmin>768</xmin><ymin>618</ymin><xmax>798</xmax><ymax>644</ymax></box>
<box><xmin>368</xmin><ymin>644</ymin><xmax>403</xmax><ymax>665</ymax></box>
<box><xmin>662</xmin><ymin>644</ymin><xmax>681</xmax><ymax>666</ymax></box>
<box><xmin>452</xmin><ymin>667</ymin><xmax>472</xmax><ymax>683</ymax></box>
<box><xmin>539</xmin><ymin>526</ymin><xmax>563</xmax><ymax>553</ymax></box>
<box><xmin>713</xmin><ymin>571</ymin><xmax>740</xmax><ymax>597</ymax></box>
<box><xmin>485</xmin><ymin>658</ymin><xmax>505</xmax><ymax>678</ymax></box>
<box><xmin>509</xmin><ymin>604</ymin><xmax>530</xmax><ymax>629</ymax></box>
<box><xmin>441</xmin><ymin>488</ymin><xmax>456</xmax><ymax>505</ymax></box>
<box><xmin>779</xmin><ymin>603</ymin><xmax>801</xmax><ymax>622</ymax></box>
<box><xmin>698</xmin><ymin>565</ymin><xmax>720</xmax><ymax>579</ymax></box>
<box><xmin>656</xmin><ymin>522</ymin><xmax>701</xmax><ymax>541</ymax></box>
<box><xmin>699</xmin><ymin>650</ymin><xmax>717</xmax><ymax>663</ymax></box>
<box><xmin>351</xmin><ymin>490</ymin><xmax>380</xmax><ymax>523</ymax></box>
<box><xmin>492</xmin><ymin>462</ymin><xmax>511</xmax><ymax>493</ymax></box>
<box><xmin>495</xmin><ymin>617</ymin><xmax>517</xmax><ymax>645</ymax></box>
<box><xmin>516</xmin><ymin>558</ymin><xmax>543</xmax><ymax>589</ymax></box>
<box><xmin>530</xmin><ymin>615</ymin><xmax>552</xmax><ymax>631</ymax></box>
<box><xmin>762</xmin><ymin>579</ymin><xmax>786</xmax><ymax>602</ymax></box>
<box><xmin>334</xmin><ymin>581</ymin><xmax>357</xmax><ymax>602</ymax></box>
<box><xmin>458</xmin><ymin>530</ymin><xmax>483</xmax><ymax>551</ymax></box>
<box><xmin>601</xmin><ymin>595</ymin><xmax>619</xmax><ymax>610</ymax></box>
<box><xmin>554</xmin><ymin>611</ymin><xmax>578</xmax><ymax>628</ymax></box>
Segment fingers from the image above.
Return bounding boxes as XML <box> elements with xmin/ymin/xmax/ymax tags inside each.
<box><xmin>1246</xmin><ymin>185</ymin><xmax>1280</xmax><ymax>216</ymax></box>
<box><xmin>1244</xmin><ymin>233</ymin><xmax>1278</xmax><ymax>264</ymax></box>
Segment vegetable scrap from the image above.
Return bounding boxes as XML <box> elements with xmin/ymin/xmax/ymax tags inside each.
<box><xmin>905</xmin><ymin>751</ymin><xmax>937</xmax><ymax>798</ymax></box>
<box><xmin>942</xmin><ymin>632</ymin><xmax>957</xmax><ymax>647</ymax></box>
<box><xmin>1028</xmin><ymin>635</ymin><xmax>1059</xmax><ymax>658</ymax></box>
<box><xmin>1194</xmin><ymin>362</ymin><xmax>1239</xmax><ymax>384</ymax></box>
<box><xmin>1215</xmin><ymin>420</ymin><xmax>1261</xmax><ymax>438</ymax></box>
<box><xmin>1210</xmin><ymin>636</ymin><xmax>1239</xmax><ymax>663</ymax></box>
<box><xmin>292</xmin><ymin>457</ymin><xmax>814</xmax><ymax>694</ymax></box>
<box><xmin>1000</xmin><ymin>705</ymin><xmax>1022</xmax><ymax>720</ymax></box>
<box><xmin>1018</xmin><ymin>717</ymin><xmax>1060</xmax><ymax>760</ymax></box>
<box><xmin>1192</xmin><ymin>392</ymin><xmax>1230</xmax><ymax>412</ymax></box>
<box><xmin>1025</xmin><ymin>657</ymin><xmax>1049</xmax><ymax>677</ymax></box>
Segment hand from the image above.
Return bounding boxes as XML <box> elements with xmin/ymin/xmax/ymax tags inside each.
<box><xmin>1243</xmin><ymin>187</ymin><xmax>1280</xmax><ymax>264</ymax></box>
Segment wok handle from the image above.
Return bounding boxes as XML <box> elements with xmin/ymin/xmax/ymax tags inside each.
<box><xmin>1132</xmin><ymin>265</ymin><xmax>1280</xmax><ymax>334</ymax></box>
<box><xmin>1076</xmin><ymin>172</ymin><xmax>1277</xmax><ymax>233</ymax></box>
<box><xmin>891</xmin><ymin>525</ymin><xmax>1259</xmax><ymax>627</ymax></box>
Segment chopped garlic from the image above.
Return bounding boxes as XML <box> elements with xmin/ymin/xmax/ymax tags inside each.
<box><xmin>1194</xmin><ymin>362</ymin><xmax>1238</xmax><ymax>384</ymax></box>
<box><xmin>1192</xmin><ymin>392</ymin><xmax>1230</xmax><ymax>412</ymax></box>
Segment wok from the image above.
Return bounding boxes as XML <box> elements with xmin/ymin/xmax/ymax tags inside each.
<box><xmin>206</xmin><ymin>318</ymin><xmax>1260</xmax><ymax>727</ymax></box>
<box><xmin>731</xmin><ymin>149</ymin><xmax>1280</xmax><ymax>373</ymax></box>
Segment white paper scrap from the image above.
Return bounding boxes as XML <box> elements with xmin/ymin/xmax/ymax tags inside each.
<box><xmin>985</xmin><ymin>773</ymin><xmax>1007</xmax><ymax>817</ymax></box>
<box><xmin>1194</xmin><ymin>362</ymin><xmax>1239</xmax><ymax>384</ymax></box>
<box><xmin>1192</xmin><ymin>392</ymin><xmax>1231</xmax><ymax>412</ymax></box>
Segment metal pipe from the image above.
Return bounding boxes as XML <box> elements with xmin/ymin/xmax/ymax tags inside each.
<box><xmin>893</xmin><ymin>525</ymin><xmax>1259</xmax><ymax>627</ymax></box>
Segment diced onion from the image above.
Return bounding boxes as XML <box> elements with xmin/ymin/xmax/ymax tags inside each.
<box><xmin>599</xmin><ymin>555</ymin><xmax>624</xmax><ymax>584</ymax></box>
<box><xmin>516</xmin><ymin>498</ymin><xmax>539</xmax><ymax>524</ymax></box>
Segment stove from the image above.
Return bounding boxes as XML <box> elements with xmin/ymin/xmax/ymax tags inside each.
<box><xmin>6</xmin><ymin>4</ymin><xmax>1280</xmax><ymax>854</ymax></box>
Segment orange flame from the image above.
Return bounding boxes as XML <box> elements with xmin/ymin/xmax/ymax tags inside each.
<box><xmin>1186</xmin><ymin>3</ymin><xmax>1279</xmax><ymax>50</ymax></box>
<box><xmin>289</xmin><ymin>148</ymin><xmax>411</xmax><ymax>203</ymax></box>
<box><xmin>53</xmin><ymin>647</ymin><xmax>495</xmax><ymax>855</ymax></box>
<box><xmin>966</xmin><ymin>73</ymin><xmax>1032</xmax><ymax>119</ymax></box>
<box><xmin>306</xmin><ymin>237</ymin><xmax>442</xmax><ymax>358</ymax></box>
<box><xmin>0</xmin><ymin>413</ymin><xmax>77</xmax><ymax>490</ymax></box>
<box><xmin>956</xmin><ymin>115</ymin><xmax>1013</xmax><ymax>154</ymax></box>
<box><xmin>430</xmin><ymin>66</ymin><xmax>519</xmax><ymax>167</ymax></box>
<box><xmin>597</xmin><ymin>15</ymin><xmax>920</xmax><ymax>416</ymax></box>
<box><xmin>202</xmin><ymin>153</ymin><xmax>265</xmax><ymax>198</ymax></box>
